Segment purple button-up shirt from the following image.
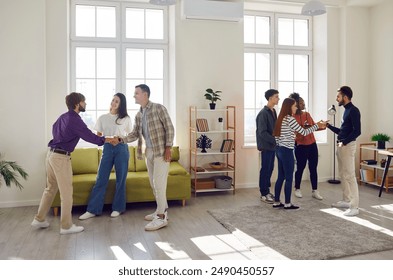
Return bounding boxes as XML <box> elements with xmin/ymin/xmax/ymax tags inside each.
<box><xmin>48</xmin><ymin>110</ymin><xmax>105</xmax><ymax>152</ymax></box>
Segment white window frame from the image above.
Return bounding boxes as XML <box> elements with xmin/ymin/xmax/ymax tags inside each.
<box><xmin>243</xmin><ymin>11</ymin><xmax>313</xmax><ymax>147</ymax></box>
<box><xmin>70</xmin><ymin>0</ymin><xmax>170</xmax><ymax>139</ymax></box>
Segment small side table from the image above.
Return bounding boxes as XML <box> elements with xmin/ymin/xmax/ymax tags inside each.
<box><xmin>378</xmin><ymin>150</ymin><xmax>393</xmax><ymax>197</ymax></box>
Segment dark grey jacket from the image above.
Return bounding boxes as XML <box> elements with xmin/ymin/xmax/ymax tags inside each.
<box><xmin>256</xmin><ymin>106</ymin><xmax>277</xmax><ymax>151</ymax></box>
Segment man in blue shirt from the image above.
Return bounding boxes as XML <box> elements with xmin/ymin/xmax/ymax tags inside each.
<box><xmin>31</xmin><ymin>92</ymin><xmax>118</xmax><ymax>234</ymax></box>
<box><xmin>327</xmin><ymin>86</ymin><xmax>361</xmax><ymax>216</ymax></box>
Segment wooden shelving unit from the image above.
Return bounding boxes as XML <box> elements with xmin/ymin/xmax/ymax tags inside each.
<box><xmin>359</xmin><ymin>142</ymin><xmax>393</xmax><ymax>192</ymax></box>
<box><xmin>189</xmin><ymin>106</ymin><xmax>236</xmax><ymax>196</ymax></box>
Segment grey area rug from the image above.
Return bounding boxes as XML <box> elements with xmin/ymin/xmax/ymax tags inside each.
<box><xmin>208</xmin><ymin>200</ymin><xmax>393</xmax><ymax>260</ymax></box>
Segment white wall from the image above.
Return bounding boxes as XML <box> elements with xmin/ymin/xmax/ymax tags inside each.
<box><xmin>0</xmin><ymin>0</ymin><xmax>392</xmax><ymax>207</ymax></box>
<box><xmin>174</xmin><ymin>4</ymin><xmax>245</xmax><ymax>184</ymax></box>
<box><xmin>370</xmin><ymin>1</ymin><xmax>393</xmax><ymax>138</ymax></box>
<box><xmin>0</xmin><ymin>0</ymin><xmax>47</xmax><ymax>206</ymax></box>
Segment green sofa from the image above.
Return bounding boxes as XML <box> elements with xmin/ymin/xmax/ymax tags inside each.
<box><xmin>51</xmin><ymin>146</ymin><xmax>191</xmax><ymax>215</ymax></box>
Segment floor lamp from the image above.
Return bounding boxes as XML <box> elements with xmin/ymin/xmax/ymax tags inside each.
<box><xmin>327</xmin><ymin>105</ymin><xmax>341</xmax><ymax>184</ymax></box>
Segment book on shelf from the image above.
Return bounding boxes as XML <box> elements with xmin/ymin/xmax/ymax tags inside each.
<box><xmin>220</xmin><ymin>139</ymin><xmax>234</xmax><ymax>152</ymax></box>
<box><xmin>196</xmin><ymin>119</ymin><xmax>209</xmax><ymax>132</ymax></box>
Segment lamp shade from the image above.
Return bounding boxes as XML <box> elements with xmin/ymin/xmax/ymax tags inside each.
<box><xmin>327</xmin><ymin>105</ymin><xmax>336</xmax><ymax>115</ymax></box>
<box><xmin>149</xmin><ymin>0</ymin><xmax>176</xmax><ymax>5</ymax></box>
<box><xmin>301</xmin><ymin>1</ymin><xmax>326</xmax><ymax>16</ymax></box>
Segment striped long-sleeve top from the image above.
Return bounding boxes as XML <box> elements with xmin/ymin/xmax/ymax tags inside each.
<box><xmin>275</xmin><ymin>115</ymin><xmax>319</xmax><ymax>149</ymax></box>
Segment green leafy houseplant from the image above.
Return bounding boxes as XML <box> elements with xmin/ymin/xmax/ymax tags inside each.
<box><xmin>0</xmin><ymin>153</ymin><xmax>28</xmax><ymax>190</ymax></box>
<box><xmin>371</xmin><ymin>133</ymin><xmax>391</xmax><ymax>149</ymax></box>
<box><xmin>204</xmin><ymin>88</ymin><xmax>222</xmax><ymax>109</ymax></box>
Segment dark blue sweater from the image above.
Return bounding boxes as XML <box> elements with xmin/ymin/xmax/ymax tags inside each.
<box><xmin>328</xmin><ymin>102</ymin><xmax>361</xmax><ymax>145</ymax></box>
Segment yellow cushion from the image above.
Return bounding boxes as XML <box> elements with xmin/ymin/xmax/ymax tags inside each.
<box><xmin>71</xmin><ymin>148</ymin><xmax>99</xmax><ymax>174</ymax></box>
<box><xmin>171</xmin><ymin>146</ymin><xmax>179</xmax><ymax>161</ymax></box>
<box><xmin>128</xmin><ymin>146</ymin><xmax>136</xmax><ymax>172</ymax></box>
<box><xmin>135</xmin><ymin>154</ymin><xmax>147</xmax><ymax>171</ymax></box>
<box><xmin>134</xmin><ymin>146</ymin><xmax>179</xmax><ymax>172</ymax></box>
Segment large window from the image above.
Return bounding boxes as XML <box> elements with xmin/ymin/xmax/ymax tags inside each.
<box><xmin>70</xmin><ymin>0</ymin><xmax>168</xmax><ymax>129</ymax></box>
<box><xmin>244</xmin><ymin>12</ymin><xmax>312</xmax><ymax>146</ymax></box>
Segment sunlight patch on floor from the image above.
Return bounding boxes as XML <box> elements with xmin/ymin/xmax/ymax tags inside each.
<box><xmin>155</xmin><ymin>242</ymin><xmax>191</xmax><ymax>260</ymax></box>
<box><xmin>133</xmin><ymin>242</ymin><xmax>147</xmax><ymax>253</ymax></box>
<box><xmin>320</xmin><ymin>208</ymin><xmax>393</xmax><ymax>237</ymax></box>
<box><xmin>110</xmin><ymin>246</ymin><xmax>132</xmax><ymax>260</ymax></box>
<box><xmin>371</xmin><ymin>204</ymin><xmax>393</xmax><ymax>215</ymax></box>
<box><xmin>191</xmin><ymin>234</ymin><xmax>258</xmax><ymax>260</ymax></box>
<box><xmin>231</xmin><ymin>228</ymin><xmax>289</xmax><ymax>260</ymax></box>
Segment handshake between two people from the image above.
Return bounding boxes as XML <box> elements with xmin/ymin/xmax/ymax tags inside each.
<box><xmin>104</xmin><ymin>136</ymin><xmax>122</xmax><ymax>146</ymax></box>
<box><xmin>316</xmin><ymin>120</ymin><xmax>329</xmax><ymax>130</ymax></box>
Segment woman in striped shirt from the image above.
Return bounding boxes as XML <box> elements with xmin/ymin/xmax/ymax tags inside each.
<box><xmin>272</xmin><ymin>98</ymin><xmax>326</xmax><ymax>209</ymax></box>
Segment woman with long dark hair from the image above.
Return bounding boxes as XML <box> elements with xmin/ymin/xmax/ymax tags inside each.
<box><xmin>289</xmin><ymin>93</ymin><xmax>323</xmax><ymax>200</ymax></box>
<box><xmin>79</xmin><ymin>93</ymin><xmax>132</xmax><ymax>219</ymax></box>
<box><xmin>272</xmin><ymin>98</ymin><xmax>326</xmax><ymax>210</ymax></box>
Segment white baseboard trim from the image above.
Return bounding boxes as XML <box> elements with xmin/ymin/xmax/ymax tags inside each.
<box><xmin>235</xmin><ymin>177</ymin><xmax>338</xmax><ymax>190</ymax></box>
<box><xmin>0</xmin><ymin>200</ymin><xmax>39</xmax><ymax>208</ymax></box>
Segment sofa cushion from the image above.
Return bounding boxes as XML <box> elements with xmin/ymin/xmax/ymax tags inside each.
<box><xmin>135</xmin><ymin>155</ymin><xmax>147</xmax><ymax>172</ymax></box>
<box><xmin>169</xmin><ymin>162</ymin><xmax>188</xmax><ymax>175</ymax></box>
<box><xmin>134</xmin><ymin>146</ymin><xmax>180</xmax><ymax>172</ymax></box>
<box><xmin>171</xmin><ymin>146</ymin><xmax>179</xmax><ymax>161</ymax></box>
<box><xmin>71</xmin><ymin>148</ymin><xmax>99</xmax><ymax>174</ymax></box>
<box><xmin>128</xmin><ymin>146</ymin><xmax>136</xmax><ymax>172</ymax></box>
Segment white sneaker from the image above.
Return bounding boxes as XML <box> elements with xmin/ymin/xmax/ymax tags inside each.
<box><xmin>60</xmin><ymin>224</ymin><xmax>84</xmax><ymax>235</ymax></box>
<box><xmin>111</xmin><ymin>211</ymin><xmax>121</xmax><ymax>218</ymax></box>
<box><xmin>331</xmin><ymin>201</ymin><xmax>350</xmax><ymax>208</ymax></box>
<box><xmin>31</xmin><ymin>219</ymin><xmax>49</xmax><ymax>228</ymax></box>
<box><xmin>260</xmin><ymin>193</ymin><xmax>274</xmax><ymax>204</ymax></box>
<box><xmin>312</xmin><ymin>190</ymin><xmax>323</xmax><ymax>200</ymax></box>
<box><xmin>144</xmin><ymin>210</ymin><xmax>168</xmax><ymax>221</ymax></box>
<box><xmin>343</xmin><ymin>208</ymin><xmax>359</xmax><ymax>216</ymax></box>
<box><xmin>145</xmin><ymin>215</ymin><xmax>168</xmax><ymax>231</ymax></box>
<box><xmin>79</xmin><ymin>212</ymin><xmax>96</xmax><ymax>220</ymax></box>
<box><xmin>294</xmin><ymin>189</ymin><xmax>303</xmax><ymax>198</ymax></box>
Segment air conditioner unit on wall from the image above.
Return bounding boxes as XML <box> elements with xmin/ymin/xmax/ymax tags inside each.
<box><xmin>182</xmin><ymin>0</ymin><xmax>244</xmax><ymax>22</ymax></box>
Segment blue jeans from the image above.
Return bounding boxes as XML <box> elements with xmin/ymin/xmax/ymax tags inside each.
<box><xmin>87</xmin><ymin>143</ymin><xmax>129</xmax><ymax>214</ymax></box>
<box><xmin>274</xmin><ymin>146</ymin><xmax>295</xmax><ymax>204</ymax></box>
<box><xmin>259</xmin><ymin>149</ymin><xmax>275</xmax><ymax>196</ymax></box>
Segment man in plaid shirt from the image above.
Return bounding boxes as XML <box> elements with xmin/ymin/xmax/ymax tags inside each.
<box><xmin>121</xmin><ymin>84</ymin><xmax>174</xmax><ymax>231</ymax></box>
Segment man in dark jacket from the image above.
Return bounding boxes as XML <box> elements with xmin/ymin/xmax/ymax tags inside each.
<box><xmin>256</xmin><ymin>89</ymin><xmax>279</xmax><ymax>203</ymax></box>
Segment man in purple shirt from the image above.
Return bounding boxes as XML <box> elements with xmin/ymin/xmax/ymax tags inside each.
<box><xmin>31</xmin><ymin>92</ymin><xmax>118</xmax><ymax>234</ymax></box>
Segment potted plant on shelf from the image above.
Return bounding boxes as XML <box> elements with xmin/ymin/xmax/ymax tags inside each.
<box><xmin>0</xmin><ymin>153</ymin><xmax>28</xmax><ymax>190</ymax></box>
<box><xmin>371</xmin><ymin>133</ymin><xmax>391</xmax><ymax>149</ymax></box>
<box><xmin>204</xmin><ymin>88</ymin><xmax>221</xmax><ymax>110</ymax></box>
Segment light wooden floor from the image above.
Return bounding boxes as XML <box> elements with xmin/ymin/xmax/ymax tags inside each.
<box><xmin>1</xmin><ymin>181</ymin><xmax>393</xmax><ymax>260</ymax></box>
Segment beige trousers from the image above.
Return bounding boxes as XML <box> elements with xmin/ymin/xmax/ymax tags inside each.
<box><xmin>145</xmin><ymin>148</ymin><xmax>169</xmax><ymax>215</ymax></box>
<box><xmin>35</xmin><ymin>150</ymin><xmax>73</xmax><ymax>229</ymax></box>
<box><xmin>336</xmin><ymin>141</ymin><xmax>359</xmax><ymax>208</ymax></box>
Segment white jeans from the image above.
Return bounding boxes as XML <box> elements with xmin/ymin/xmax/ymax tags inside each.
<box><xmin>145</xmin><ymin>148</ymin><xmax>169</xmax><ymax>215</ymax></box>
<box><xmin>336</xmin><ymin>141</ymin><xmax>359</xmax><ymax>208</ymax></box>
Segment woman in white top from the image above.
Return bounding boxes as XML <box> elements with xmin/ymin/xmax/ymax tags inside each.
<box><xmin>79</xmin><ymin>93</ymin><xmax>132</xmax><ymax>219</ymax></box>
<box><xmin>272</xmin><ymin>98</ymin><xmax>326</xmax><ymax>210</ymax></box>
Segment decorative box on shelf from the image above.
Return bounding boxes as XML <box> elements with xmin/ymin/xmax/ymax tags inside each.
<box><xmin>191</xmin><ymin>178</ymin><xmax>215</xmax><ymax>189</ymax></box>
